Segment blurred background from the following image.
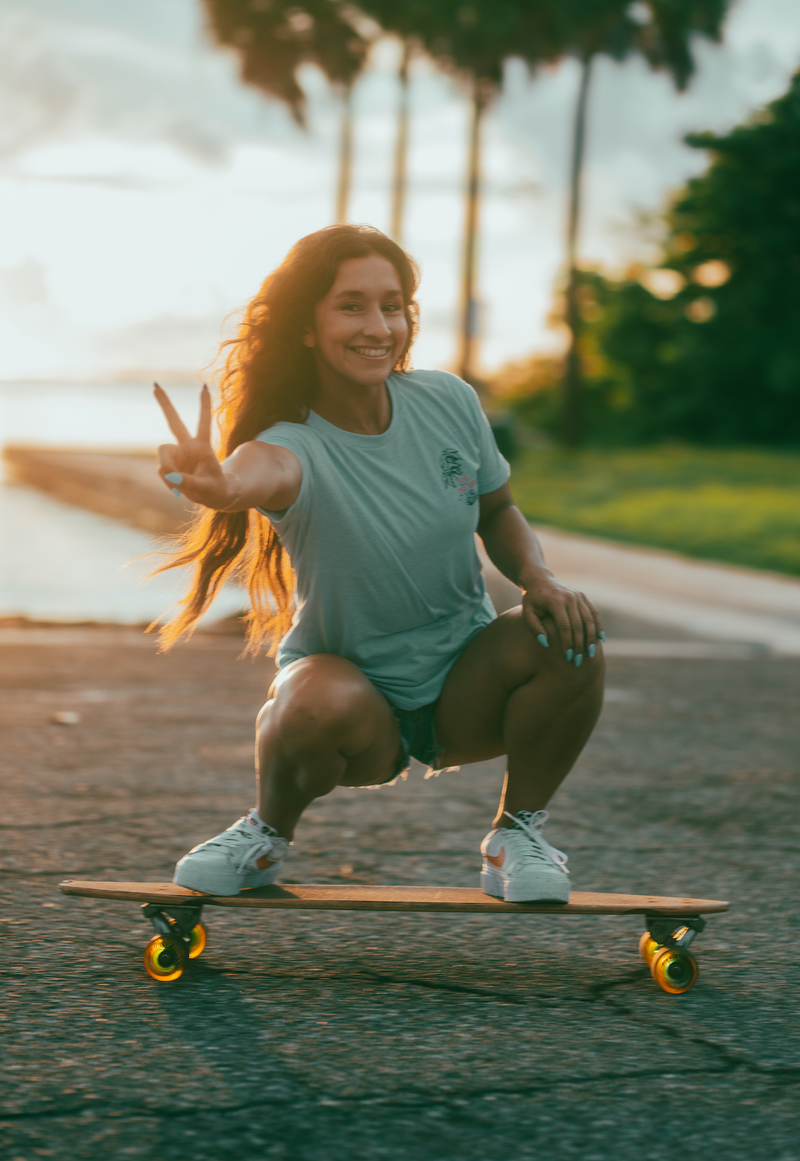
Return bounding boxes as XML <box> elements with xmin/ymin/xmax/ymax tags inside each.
<box><xmin>1</xmin><ymin>0</ymin><xmax>800</xmax><ymax>628</ymax></box>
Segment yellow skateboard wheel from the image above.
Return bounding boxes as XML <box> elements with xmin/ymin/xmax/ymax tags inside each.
<box><xmin>638</xmin><ymin>931</ymin><xmax>661</xmax><ymax>965</ymax></box>
<box><xmin>650</xmin><ymin>946</ymin><xmax>698</xmax><ymax>994</ymax></box>
<box><xmin>143</xmin><ymin>933</ymin><xmax>187</xmax><ymax>982</ymax></box>
<box><xmin>187</xmin><ymin>922</ymin><xmax>207</xmax><ymax>960</ymax></box>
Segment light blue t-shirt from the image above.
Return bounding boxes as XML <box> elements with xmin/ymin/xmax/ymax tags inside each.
<box><xmin>256</xmin><ymin>369</ymin><xmax>510</xmax><ymax>710</ymax></box>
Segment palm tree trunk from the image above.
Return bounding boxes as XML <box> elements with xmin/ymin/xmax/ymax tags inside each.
<box><xmin>457</xmin><ymin>81</ymin><xmax>488</xmax><ymax>389</ymax></box>
<box><xmin>335</xmin><ymin>82</ymin><xmax>354</xmax><ymax>224</ymax></box>
<box><xmin>390</xmin><ymin>40</ymin><xmax>411</xmax><ymax>244</ymax></box>
<box><xmin>562</xmin><ymin>54</ymin><xmax>593</xmax><ymax>447</ymax></box>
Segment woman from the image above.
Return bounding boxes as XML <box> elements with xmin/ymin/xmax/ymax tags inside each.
<box><xmin>154</xmin><ymin>224</ymin><xmax>604</xmax><ymax>903</ymax></box>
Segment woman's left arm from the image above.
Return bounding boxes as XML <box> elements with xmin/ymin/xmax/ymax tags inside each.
<box><xmin>477</xmin><ymin>483</ymin><xmax>603</xmax><ymax>661</ymax></box>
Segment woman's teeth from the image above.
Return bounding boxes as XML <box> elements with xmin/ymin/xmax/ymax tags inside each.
<box><xmin>351</xmin><ymin>347</ymin><xmax>391</xmax><ymax>358</ymax></box>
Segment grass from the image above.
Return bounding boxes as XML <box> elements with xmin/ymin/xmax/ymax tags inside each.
<box><xmin>508</xmin><ymin>444</ymin><xmax>800</xmax><ymax>576</ymax></box>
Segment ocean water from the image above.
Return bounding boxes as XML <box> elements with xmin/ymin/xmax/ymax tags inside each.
<box><xmin>0</xmin><ymin>382</ymin><xmax>244</xmax><ymax>623</ymax></box>
<box><xmin>0</xmin><ymin>381</ymin><xmax>206</xmax><ymax>451</ymax></box>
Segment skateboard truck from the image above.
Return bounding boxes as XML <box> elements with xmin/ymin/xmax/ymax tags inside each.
<box><xmin>140</xmin><ymin>902</ymin><xmax>208</xmax><ymax>979</ymax></box>
<box><xmin>142</xmin><ymin>901</ymin><xmax>204</xmax><ymax>939</ymax></box>
<box><xmin>645</xmin><ymin>913</ymin><xmax>705</xmax><ymax>949</ymax></box>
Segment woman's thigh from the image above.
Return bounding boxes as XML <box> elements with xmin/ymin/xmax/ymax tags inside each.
<box><xmin>434</xmin><ymin>607</ymin><xmax>594</xmax><ymax>765</ymax></box>
<box><xmin>266</xmin><ymin>654</ymin><xmax>403</xmax><ymax>787</ymax></box>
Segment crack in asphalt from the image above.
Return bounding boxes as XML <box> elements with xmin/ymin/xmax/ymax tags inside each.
<box><xmin>358</xmin><ymin>967</ymin><xmax>529</xmax><ymax>1004</ymax></box>
<box><xmin>0</xmin><ymin>868</ymin><xmax>150</xmax><ymax>878</ymax></box>
<box><xmin>0</xmin><ymin>814</ymin><xmax>159</xmax><ymax>830</ymax></box>
<box><xmin>2</xmin><ymin>1063</ymin><xmax>799</xmax><ymax>1125</ymax></box>
<box><xmin>358</xmin><ymin>962</ymin><xmax>792</xmax><ymax>1081</ymax></box>
<box><xmin>2</xmin><ymin>957</ymin><xmax>799</xmax><ymax>1129</ymax></box>
<box><xmin>598</xmin><ymin>990</ymin><xmax>755</xmax><ymax>1073</ymax></box>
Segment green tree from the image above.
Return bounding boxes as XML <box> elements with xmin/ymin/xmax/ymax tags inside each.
<box><xmin>611</xmin><ymin>69</ymin><xmax>800</xmax><ymax>444</ymax></box>
<box><xmin>201</xmin><ymin>0</ymin><xmax>369</xmax><ymax>221</ymax></box>
<box><xmin>556</xmin><ymin>0</ymin><xmax>731</xmax><ymax>447</ymax></box>
<box><xmin>501</xmin><ymin>70</ymin><xmax>800</xmax><ymax>446</ymax></box>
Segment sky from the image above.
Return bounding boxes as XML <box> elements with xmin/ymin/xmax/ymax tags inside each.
<box><xmin>1</xmin><ymin>0</ymin><xmax>800</xmax><ymax>385</ymax></box>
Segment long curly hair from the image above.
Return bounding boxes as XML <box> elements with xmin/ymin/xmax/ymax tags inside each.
<box><xmin>153</xmin><ymin>224</ymin><xmax>420</xmax><ymax>654</ymax></box>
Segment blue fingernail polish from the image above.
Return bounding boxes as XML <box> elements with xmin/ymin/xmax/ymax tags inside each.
<box><xmin>574</xmin><ymin>654</ymin><xmax>583</xmax><ymax>667</ymax></box>
<box><xmin>599</xmin><ymin>631</ymin><xmax>606</xmax><ymax>642</ymax></box>
<box><xmin>536</xmin><ymin>633</ymin><xmax>549</xmax><ymax>648</ymax></box>
<box><xmin>588</xmin><ymin>643</ymin><xmax>596</xmax><ymax>658</ymax></box>
<box><xmin>172</xmin><ymin>488</ymin><xmax>182</xmax><ymax>498</ymax></box>
<box><xmin>566</xmin><ymin>649</ymin><xmax>573</xmax><ymax>662</ymax></box>
<box><xmin>165</xmin><ymin>472</ymin><xmax>183</xmax><ymax>485</ymax></box>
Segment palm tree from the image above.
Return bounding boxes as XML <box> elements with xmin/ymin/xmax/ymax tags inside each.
<box><xmin>456</xmin><ymin>78</ymin><xmax>492</xmax><ymax>385</ymax></box>
<box><xmin>558</xmin><ymin>0</ymin><xmax>732</xmax><ymax>445</ymax></box>
<box><xmin>562</xmin><ymin>51</ymin><xmax>595</xmax><ymax>449</ymax></box>
<box><xmin>390</xmin><ymin>38</ymin><xmax>412</xmax><ymax>244</ymax></box>
<box><xmin>335</xmin><ymin>81</ymin><xmax>355</xmax><ymax>223</ymax></box>
<box><xmin>359</xmin><ymin>1</ymin><xmax>567</xmax><ymax>389</ymax></box>
<box><xmin>200</xmin><ymin>0</ymin><xmax>369</xmax><ymax>222</ymax></box>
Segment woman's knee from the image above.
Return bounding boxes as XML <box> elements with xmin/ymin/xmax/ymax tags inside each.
<box><xmin>259</xmin><ymin>655</ymin><xmax>384</xmax><ymax>753</ymax></box>
<box><xmin>503</xmin><ymin>607</ymin><xmax>605</xmax><ymax>693</ymax></box>
<box><xmin>552</xmin><ymin>643</ymin><xmax>605</xmax><ymax>704</ymax></box>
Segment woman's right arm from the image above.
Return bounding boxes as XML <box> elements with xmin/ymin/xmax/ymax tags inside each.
<box><xmin>154</xmin><ymin>384</ymin><xmax>302</xmax><ymax>513</ymax></box>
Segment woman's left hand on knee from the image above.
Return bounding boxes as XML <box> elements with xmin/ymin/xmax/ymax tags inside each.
<box><xmin>520</xmin><ymin>576</ymin><xmax>603</xmax><ymax>668</ymax></box>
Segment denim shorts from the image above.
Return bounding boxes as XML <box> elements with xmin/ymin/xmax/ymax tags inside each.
<box><xmin>388</xmin><ymin>699</ymin><xmax>445</xmax><ymax>777</ymax></box>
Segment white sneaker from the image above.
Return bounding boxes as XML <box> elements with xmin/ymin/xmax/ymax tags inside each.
<box><xmin>173</xmin><ymin>810</ymin><xmax>290</xmax><ymax>896</ymax></box>
<box><xmin>480</xmin><ymin>809</ymin><xmax>571</xmax><ymax>903</ymax></box>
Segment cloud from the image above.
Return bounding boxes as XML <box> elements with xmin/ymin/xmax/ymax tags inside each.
<box><xmin>94</xmin><ymin>310</ymin><xmax>234</xmax><ymax>378</ymax></box>
<box><xmin>0</xmin><ymin>257</ymin><xmax>49</xmax><ymax>306</ymax></box>
<box><xmin>0</xmin><ymin>13</ymin><xmax>80</xmax><ymax>158</ymax></box>
<box><xmin>0</xmin><ymin>5</ymin><xmax>297</xmax><ymax>166</ymax></box>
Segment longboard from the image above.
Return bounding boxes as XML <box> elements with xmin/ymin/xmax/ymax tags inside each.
<box><xmin>59</xmin><ymin>879</ymin><xmax>729</xmax><ymax>994</ymax></box>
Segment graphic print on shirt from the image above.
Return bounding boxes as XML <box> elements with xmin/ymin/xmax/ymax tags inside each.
<box><xmin>440</xmin><ymin>448</ymin><xmax>477</xmax><ymax>506</ymax></box>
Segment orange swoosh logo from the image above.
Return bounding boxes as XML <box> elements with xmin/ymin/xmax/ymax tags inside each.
<box><xmin>485</xmin><ymin>849</ymin><xmax>505</xmax><ymax>868</ymax></box>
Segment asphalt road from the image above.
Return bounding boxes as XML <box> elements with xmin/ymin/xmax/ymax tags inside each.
<box><xmin>1</xmin><ymin>612</ymin><xmax>798</xmax><ymax>1160</ymax></box>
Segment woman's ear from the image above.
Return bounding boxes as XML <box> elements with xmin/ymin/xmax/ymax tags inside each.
<box><xmin>302</xmin><ymin>325</ymin><xmax>315</xmax><ymax>348</ymax></box>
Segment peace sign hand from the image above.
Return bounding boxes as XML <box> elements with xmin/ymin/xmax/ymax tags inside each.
<box><xmin>154</xmin><ymin>383</ymin><xmax>232</xmax><ymax>510</ymax></box>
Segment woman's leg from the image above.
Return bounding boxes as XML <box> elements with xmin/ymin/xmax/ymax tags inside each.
<box><xmin>173</xmin><ymin>654</ymin><xmax>400</xmax><ymax>894</ymax></box>
<box><xmin>256</xmin><ymin>654</ymin><xmax>403</xmax><ymax>840</ymax></box>
<box><xmin>435</xmin><ymin>607</ymin><xmax>604</xmax><ymax>826</ymax></box>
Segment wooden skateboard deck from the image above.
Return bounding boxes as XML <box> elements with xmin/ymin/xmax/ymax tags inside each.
<box><xmin>57</xmin><ymin>880</ymin><xmax>729</xmax><ymax>993</ymax></box>
<box><xmin>59</xmin><ymin>880</ymin><xmax>729</xmax><ymax>916</ymax></box>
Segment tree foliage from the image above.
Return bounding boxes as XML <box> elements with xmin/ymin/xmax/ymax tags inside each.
<box><xmin>628</xmin><ymin>0</ymin><xmax>728</xmax><ymax>87</ymax></box>
<box><xmin>355</xmin><ymin>1</ymin><xmax>727</xmax><ymax>90</ymax></box>
<box><xmin>503</xmin><ymin>70</ymin><xmax>800</xmax><ymax>446</ymax></box>
<box><xmin>201</xmin><ymin>0</ymin><xmax>369</xmax><ymax>121</ymax></box>
<box><xmin>355</xmin><ymin>0</ymin><xmax>564</xmax><ymax>85</ymax></box>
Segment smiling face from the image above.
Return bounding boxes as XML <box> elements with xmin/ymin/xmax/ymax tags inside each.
<box><xmin>304</xmin><ymin>253</ymin><xmax>410</xmax><ymax>391</ymax></box>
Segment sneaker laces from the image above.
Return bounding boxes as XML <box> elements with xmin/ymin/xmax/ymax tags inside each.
<box><xmin>503</xmin><ymin>809</ymin><xmax>570</xmax><ymax>874</ymax></box>
<box><xmin>206</xmin><ymin>817</ymin><xmax>286</xmax><ymax>874</ymax></box>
